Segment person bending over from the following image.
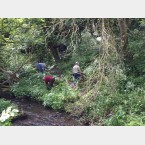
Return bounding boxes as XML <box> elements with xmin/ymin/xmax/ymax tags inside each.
<box><xmin>35</xmin><ymin>61</ymin><xmax>46</xmax><ymax>73</ymax></box>
<box><xmin>43</xmin><ymin>75</ymin><xmax>55</xmax><ymax>89</ymax></box>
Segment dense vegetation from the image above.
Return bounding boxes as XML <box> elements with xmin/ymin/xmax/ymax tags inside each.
<box><xmin>0</xmin><ymin>99</ymin><xmax>19</xmax><ymax>126</ymax></box>
<box><xmin>1</xmin><ymin>18</ymin><xmax>145</xmax><ymax>125</ymax></box>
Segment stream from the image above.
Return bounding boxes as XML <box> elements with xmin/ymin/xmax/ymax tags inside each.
<box><xmin>0</xmin><ymin>90</ymin><xmax>82</xmax><ymax>126</ymax></box>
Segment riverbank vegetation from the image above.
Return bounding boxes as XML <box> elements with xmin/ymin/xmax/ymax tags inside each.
<box><xmin>1</xmin><ymin>18</ymin><xmax>145</xmax><ymax>126</ymax></box>
<box><xmin>0</xmin><ymin>98</ymin><xmax>19</xmax><ymax>126</ymax></box>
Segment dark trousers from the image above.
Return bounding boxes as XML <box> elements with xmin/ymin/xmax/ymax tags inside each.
<box><xmin>47</xmin><ymin>78</ymin><xmax>55</xmax><ymax>89</ymax></box>
<box><xmin>73</xmin><ymin>73</ymin><xmax>81</xmax><ymax>80</ymax></box>
<box><xmin>73</xmin><ymin>73</ymin><xmax>81</xmax><ymax>85</ymax></box>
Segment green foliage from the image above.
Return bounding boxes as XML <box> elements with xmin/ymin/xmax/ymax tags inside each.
<box><xmin>127</xmin><ymin>19</ymin><xmax>145</xmax><ymax>86</ymax></box>
<box><xmin>81</xmin><ymin>87</ymin><xmax>145</xmax><ymax>126</ymax></box>
<box><xmin>125</xmin><ymin>114</ymin><xmax>145</xmax><ymax>126</ymax></box>
<box><xmin>3</xmin><ymin>18</ymin><xmax>145</xmax><ymax>126</ymax></box>
<box><xmin>11</xmin><ymin>67</ymin><xmax>78</xmax><ymax>110</ymax></box>
<box><xmin>105</xmin><ymin>113</ymin><xmax>145</xmax><ymax>126</ymax></box>
<box><xmin>11</xmin><ymin>72</ymin><xmax>46</xmax><ymax>99</ymax></box>
<box><xmin>104</xmin><ymin>106</ymin><xmax>127</xmax><ymax>126</ymax></box>
<box><xmin>0</xmin><ymin>98</ymin><xmax>12</xmax><ymax>113</ymax></box>
<box><xmin>0</xmin><ymin>106</ymin><xmax>19</xmax><ymax>126</ymax></box>
<box><xmin>42</xmin><ymin>81</ymin><xmax>78</xmax><ymax>110</ymax></box>
<box><xmin>0</xmin><ymin>99</ymin><xmax>19</xmax><ymax>126</ymax></box>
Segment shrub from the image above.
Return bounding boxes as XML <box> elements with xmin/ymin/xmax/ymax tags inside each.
<box><xmin>11</xmin><ymin>71</ymin><xmax>78</xmax><ymax>111</ymax></box>
<box><xmin>42</xmin><ymin>81</ymin><xmax>78</xmax><ymax>110</ymax></box>
<box><xmin>0</xmin><ymin>106</ymin><xmax>19</xmax><ymax>126</ymax></box>
<box><xmin>0</xmin><ymin>99</ymin><xmax>12</xmax><ymax>113</ymax></box>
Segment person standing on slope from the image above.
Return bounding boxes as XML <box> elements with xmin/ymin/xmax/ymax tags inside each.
<box><xmin>72</xmin><ymin>62</ymin><xmax>82</xmax><ymax>86</ymax></box>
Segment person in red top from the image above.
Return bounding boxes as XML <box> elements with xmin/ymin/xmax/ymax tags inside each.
<box><xmin>43</xmin><ymin>75</ymin><xmax>55</xmax><ymax>89</ymax></box>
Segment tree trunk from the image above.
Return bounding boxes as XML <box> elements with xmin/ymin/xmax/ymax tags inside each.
<box><xmin>117</xmin><ymin>18</ymin><xmax>133</xmax><ymax>62</ymax></box>
<box><xmin>45</xmin><ymin>39</ymin><xmax>60</xmax><ymax>63</ymax></box>
<box><xmin>44</xmin><ymin>18</ymin><xmax>61</xmax><ymax>63</ymax></box>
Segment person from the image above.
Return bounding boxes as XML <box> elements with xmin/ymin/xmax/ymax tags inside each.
<box><xmin>39</xmin><ymin>63</ymin><xmax>46</xmax><ymax>72</ymax></box>
<box><xmin>43</xmin><ymin>75</ymin><xmax>55</xmax><ymax>89</ymax></box>
<box><xmin>57</xmin><ymin>44</ymin><xmax>67</xmax><ymax>53</ymax></box>
<box><xmin>57</xmin><ymin>44</ymin><xmax>67</xmax><ymax>59</ymax></box>
<box><xmin>72</xmin><ymin>62</ymin><xmax>81</xmax><ymax>86</ymax></box>
<box><xmin>35</xmin><ymin>61</ymin><xmax>46</xmax><ymax>73</ymax></box>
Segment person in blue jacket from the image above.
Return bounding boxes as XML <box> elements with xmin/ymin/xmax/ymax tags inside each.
<box><xmin>35</xmin><ymin>61</ymin><xmax>46</xmax><ymax>73</ymax></box>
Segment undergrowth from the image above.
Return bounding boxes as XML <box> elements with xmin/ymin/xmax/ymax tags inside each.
<box><xmin>0</xmin><ymin>98</ymin><xmax>19</xmax><ymax>126</ymax></box>
<box><xmin>11</xmin><ymin>67</ymin><xmax>78</xmax><ymax>110</ymax></box>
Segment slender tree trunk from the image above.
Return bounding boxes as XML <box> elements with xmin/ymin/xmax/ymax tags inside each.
<box><xmin>103</xmin><ymin>18</ymin><xmax>110</xmax><ymax>30</ymax></box>
<box><xmin>44</xmin><ymin>18</ymin><xmax>60</xmax><ymax>63</ymax></box>
<box><xmin>45</xmin><ymin>38</ymin><xmax>60</xmax><ymax>63</ymax></box>
<box><xmin>117</xmin><ymin>18</ymin><xmax>133</xmax><ymax>62</ymax></box>
<box><xmin>117</xmin><ymin>18</ymin><xmax>128</xmax><ymax>55</ymax></box>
